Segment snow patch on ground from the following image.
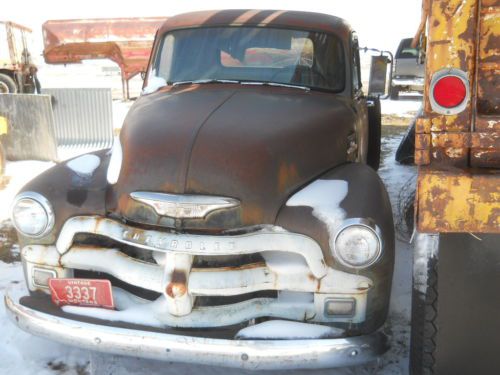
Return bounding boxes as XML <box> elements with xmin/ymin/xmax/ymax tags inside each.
<box><xmin>235</xmin><ymin>320</ymin><xmax>344</xmax><ymax>339</ymax></box>
<box><xmin>381</xmin><ymin>99</ymin><xmax>421</xmax><ymax>117</ymax></box>
<box><xmin>286</xmin><ymin>179</ymin><xmax>348</xmax><ymax>249</ymax></box>
<box><xmin>0</xmin><ymin>262</ymin><xmax>90</xmax><ymax>375</ymax></box>
<box><xmin>66</xmin><ymin>154</ymin><xmax>100</xmax><ymax>177</ymax></box>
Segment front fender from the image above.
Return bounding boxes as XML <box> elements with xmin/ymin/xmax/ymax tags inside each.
<box><xmin>15</xmin><ymin>149</ymin><xmax>111</xmax><ymax>246</ymax></box>
<box><xmin>275</xmin><ymin>162</ymin><xmax>394</xmax><ymax>333</ymax></box>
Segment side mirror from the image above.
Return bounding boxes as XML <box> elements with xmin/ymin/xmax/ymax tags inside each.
<box><xmin>369</xmin><ymin>55</ymin><xmax>390</xmax><ymax>97</ymax></box>
<box><xmin>140</xmin><ymin>71</ymin><xmax>147</xmax><ymax>80</ymax></box>
<box><xmin>362</xmin><ymin>48</ymin><xmax>394</xmax><ymax>99</ymax></box>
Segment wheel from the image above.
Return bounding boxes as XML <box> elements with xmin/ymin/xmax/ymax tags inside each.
<box><xmin>410</xmin><ymin>233</ymin><xmax>439</xmax><ymax>375</ymax></box>
<box><xmin>0</xmin><ymin>73</ymin><xmax>17</xmax><ymax>93</ymax></box>
<box><xmin>395</xmin><ymin>118</ymin><xmax>416</xmax><ymax>165</ymax></box>
<box><xmin>390</xmin><ymin>85</ymin><xmax>400</xmax><ymax>100</ymax></box>
<box><xmin>366</xmin><ymin>96</ymin><xmax>382</xmax><ymax>170</ymax></box>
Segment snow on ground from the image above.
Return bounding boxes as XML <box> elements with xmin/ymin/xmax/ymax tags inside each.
<box><xmin>0</xmin><ymin>98</ymin><xmax>419</xmax><ymax>375</ymax></box>
<box><xmin>0</xmin><ymin>263</ymin><xmax>90</xmax><ymax>375</ymax></box>
<box><xmin>381</xmin><ymin>97</ymin><xmax>422</xmax><ymax>126</ymax></box>
<box><xmin>381</xmin><ymin>97</ymin><xmax>422</xmax><ymax>118</ymax></box>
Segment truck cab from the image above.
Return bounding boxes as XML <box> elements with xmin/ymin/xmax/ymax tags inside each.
<box><xmin>6</xmin><ymin>10</ymin><xmax>394</xmax><ymax>370</ymax></box>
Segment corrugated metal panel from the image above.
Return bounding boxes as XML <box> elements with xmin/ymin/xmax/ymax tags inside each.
<box><xmin>0</xmin><ymin>93</ymin><xmax>58</xmax><ymax>161</ymax></box>
<box><xmin>42</xmin><ymin>88</ymin><xmax>114</xmax><ymax>151</ymax></box>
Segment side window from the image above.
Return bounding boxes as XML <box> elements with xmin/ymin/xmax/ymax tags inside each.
<box><xmin>351</xmin><ymin>33</ymin><xmax>362</xmax><ymax>93</ymax></box>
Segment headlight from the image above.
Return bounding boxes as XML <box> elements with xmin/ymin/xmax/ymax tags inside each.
<box><xmin>11</xmin><ymin>192</ymin><xmax>54</xmax><ymax>237</ymax></box>
<box><xmin>333</xmin><ymin>219</ymin><xmax>382</xmax><ymax>269</ymax></box>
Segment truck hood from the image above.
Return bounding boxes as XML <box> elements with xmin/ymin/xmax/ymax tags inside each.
<box><xmin>110</xmin><ymin>84</ymin><xmax>355</xmax><ymax>228</ymax></box>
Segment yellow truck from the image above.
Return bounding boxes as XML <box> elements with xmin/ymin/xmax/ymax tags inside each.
<box><xmin>411</xmin><ymin>0</ymin><xmax>499</xmax><ymax>374</ymax></box>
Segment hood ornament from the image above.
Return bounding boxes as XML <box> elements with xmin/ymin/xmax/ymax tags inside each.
<box><xmin>130</xmin><ymin>192</ymin><xmax>239</xmax><ymax>219</ymax></box>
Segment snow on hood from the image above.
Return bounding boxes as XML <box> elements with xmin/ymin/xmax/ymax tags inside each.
<box><xmin>286</xmin><ymin>179</ymin><xmax>348</xmax><ymax>249</ymax></box>
<box><xmin>235</xmin><ymin>320</ymin><xmax>344</xmax><ymax>340</ymax></box>
<box><xmin>142</xmin><ymin>76</ymin><xmax>167</xmax><ymax>95</ymax></box>
<box><xmin>113</xmin><ymin>85</ymin><xmax>353</xmax><ymax>227</ymax></box>
<box><xmin>66</xmin><ymin>154</ymin><xmax>100</xmax><ymax>177</ymax></box>
<box><xmin>106</xmin><ymin>140</ymin><xmax>122</xmax><ymax>185</ymax></box>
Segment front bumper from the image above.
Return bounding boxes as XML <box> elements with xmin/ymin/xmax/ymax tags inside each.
<box><xmin>5</xmin><ymin>283</ymin><xmax>388</xmax><ymax>370</ymax></box>
<box><xmin>392</xmin><ymin>77</ymin><xmax>424</xmax><ymax>89</ymax></box>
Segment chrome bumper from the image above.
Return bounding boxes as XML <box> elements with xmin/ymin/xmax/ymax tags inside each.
<box><xmin>5</xmin><ymin>283</ymin><xmax>388</xmax><ymax>370</ymax></box>
<box><xmin>392</xmin><ymin>77</ymin><xmax>424</xmax><ymax>88</ymax></box>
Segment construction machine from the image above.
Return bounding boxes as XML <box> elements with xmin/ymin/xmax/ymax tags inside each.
<box><xmin>0</xmin><ymin>21</ymin><xmax>40</xmax><ymax>93</ymax></box>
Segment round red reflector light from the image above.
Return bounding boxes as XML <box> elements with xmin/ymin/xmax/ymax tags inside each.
<box><xmin>433</xmin><ymin>75</ymin><xmax>467</xmax><ymax>108</ymax></box>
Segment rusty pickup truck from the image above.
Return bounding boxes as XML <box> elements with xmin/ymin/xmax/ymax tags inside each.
<box><xmin>6</xmin><ymin>10</ymin><xmax>394</xmax><ymax>370</ymax></box>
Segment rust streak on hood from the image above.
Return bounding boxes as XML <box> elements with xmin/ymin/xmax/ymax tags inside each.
<box><xmin>111</xmin><ymin>84</ymin><xmax>354</xmax><ymax>227</ymax></box>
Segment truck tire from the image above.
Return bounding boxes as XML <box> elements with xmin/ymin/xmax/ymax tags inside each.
<box><xmin>390</xmin><ymin>86</ymin><xmax>400</xmax><ymax>100</ymax></box>
<box><xmin>410</xmin><ymin>233</ymin><xmax>439</xmax><ymax>375</ymax></box>
<box><xmin>367</xmin><ymin>97</ymin><xmax>382</xmax><ymax>170</ymax></box>
<box><xmin>0</xmin><ymin>73</ymin><xmax>17</xmax><ymax>93</ymax></box>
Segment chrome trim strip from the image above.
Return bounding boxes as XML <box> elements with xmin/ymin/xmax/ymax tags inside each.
<box><xmin>130</xmin><ymin>192</ymin><xmax>239</xmax><ymax>219</ymax></box>
<box><xmin>392</xmin><ymin>78</ymin><xmax>424</xmax><ymax>87</ymax></box>
<box><xmin>5</xmin><ymin>283</ymin><xmax>388</xmax><ymax>370</ymax></box>
<box><xmin>56</xmin><ymin>216</ymin><xmax>328</xmax><ymax>278</ymax></box>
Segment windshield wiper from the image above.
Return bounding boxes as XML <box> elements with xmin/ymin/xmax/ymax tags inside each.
<box><xmin>240</xmin><ymin>81</ymin><xmax>310</xmax><ymax>91</ymax></box>
<box><xmin>171</xmin><ymin>79</ymin><xmax>240</xmax><ymax>87</ymax></box>
<box><xmin>169</xmin><ymin>79</ymin><xmax>310</xmax><ymax>91</ymax></box>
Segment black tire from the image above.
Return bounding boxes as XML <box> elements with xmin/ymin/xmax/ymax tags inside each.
<box><xmin>367</xmin><ymin>97</ymin><xmax>382</xmax><ymax>171</ymax></box>
<box><xmin>0</xmin><ymin>73</ymin><xmax>17</xmax><ymax>93</ymax></box>
<box><xmin>390</xmin><ymin>85</ymin><xmax>400</xmax><ymax>100</ymax></box>
<box><xmin>410</xmin><ymin>256</ymin><xmax>438</xmax><ymax>375</ymax></box>
<box><xmin>395</xmin><ymin>119</ymin><xmax>416</xmax><ymax>164</ymax></box>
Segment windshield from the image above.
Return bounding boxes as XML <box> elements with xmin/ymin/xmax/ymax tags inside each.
<box><xmin>149</xmin><ymin>27</ymin><xmax>345</xmax><ymax>92</ymax></box>
<box><xmin>396</xmin><ymin>38</ymin><xmax>420</xmax><ymax>59</ymax></box>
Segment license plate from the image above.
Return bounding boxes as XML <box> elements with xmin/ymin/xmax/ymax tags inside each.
<box><xmin>49</xmin><ymin>278</ymin><xmax>114</xmax><ymax>309</ymax></box>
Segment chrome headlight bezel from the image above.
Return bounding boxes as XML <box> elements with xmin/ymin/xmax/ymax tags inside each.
<box><xmin>11</xmin><ymin>191</ymin><xmax>55</xmax><ymax>238</ymax></box>
<box><xmin>332</xmin><ymin>218</ymin><xmax>383</xmax><ymax>269</ymax></box>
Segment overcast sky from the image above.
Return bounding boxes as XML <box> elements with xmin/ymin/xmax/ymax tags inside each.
<box><xmin>4</xmin><ymin>0</ymin><xmax>422</xmax><ymax>57</ymax></box>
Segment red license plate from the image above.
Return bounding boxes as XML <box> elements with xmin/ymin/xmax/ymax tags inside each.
<box><xmin>49</xmin><ymin>278</ymin><xmax>114</xmax><ymax>309</ymax></box>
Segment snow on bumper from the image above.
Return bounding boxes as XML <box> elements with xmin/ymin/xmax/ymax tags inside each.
<box><xmin>4</xmin><ymin>282</ymin><xmax>388</xmax><ymax>370</ymax></box>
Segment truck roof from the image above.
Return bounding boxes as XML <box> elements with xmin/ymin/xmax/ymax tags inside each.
<box><xmin>158</xmin><ymin>9</ymin><xmax>352</xmax><ymax>38</ymax></box>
